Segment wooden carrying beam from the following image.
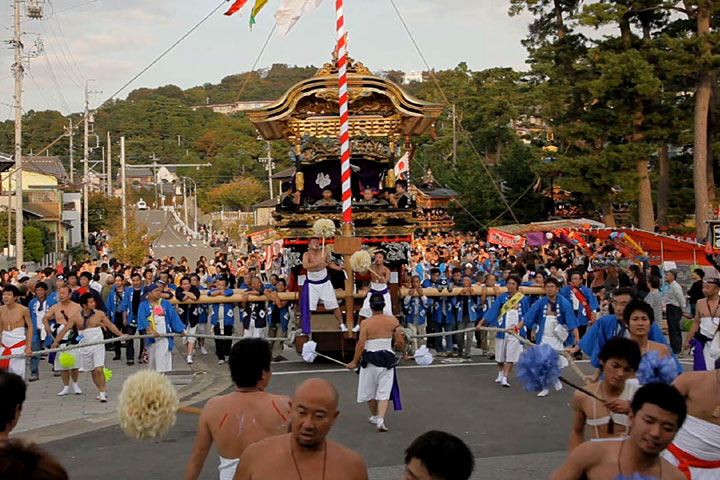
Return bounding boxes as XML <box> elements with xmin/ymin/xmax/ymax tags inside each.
<box><xmin>169</xmin><ymin>285</ymin><xmax>546</xmax><ymax>304</ymax></box>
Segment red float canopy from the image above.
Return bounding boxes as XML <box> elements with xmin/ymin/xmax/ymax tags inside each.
<box><xmin>575</xmin><ymin>227</ymin><xmax>710</xmax><ymax>266</ymax></box>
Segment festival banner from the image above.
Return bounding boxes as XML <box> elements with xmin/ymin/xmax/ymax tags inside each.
<box><xmin>224</xmin><ymin>0</ymin><xmax>250</xmax><ymax>16</ymax></box>
<box><xmin>487</xmin><ymin>228</ymin><xmax>525</xmax><ymax>249</ymax></box>
<box><xmin>274</xmin><ymin>0</ymin><xmax>325</xmax><ymax>35</ymax></box>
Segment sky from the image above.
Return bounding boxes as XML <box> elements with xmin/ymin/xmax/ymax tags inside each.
<box><xmin>0</xmin><ymin>0</ymin><xmax>535</xmax><ymax>116</ymax></box>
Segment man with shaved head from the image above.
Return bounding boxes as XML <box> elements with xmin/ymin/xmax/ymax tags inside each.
<box><xmin>233</xmin><ymin>378</ymin><xmax>368</xmax><ymax>480</ymax></box>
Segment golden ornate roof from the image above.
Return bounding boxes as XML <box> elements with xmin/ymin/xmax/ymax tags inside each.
<box><xmin>246</xmin><ymin>57</ymin><xmax>443</xmax><ymax>141</ymax></box>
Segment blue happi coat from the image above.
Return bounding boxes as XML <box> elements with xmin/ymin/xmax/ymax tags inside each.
<box><xmin>482</xmin><ymin>292</ymin><xmax>531</xmax><ymax>339</ymax></box>
<box><xmin>402</xmin><ymin>295</ymin><xmax>429</xmax><ymax>325</ymax></box>
<box><xmin>453</xmin><ymin>293</ymin><xmax>481</xmax><ymax>323</ymax></box>
<box><xmin>119</xmin><ymin>286</ymin><xmax>147</xmax><ymax>326</ymax></box>
<box><xmin>209</xmin><ymin>288</ymin><xmax>238</xmax><ymax>326</ymax></box>
<box><xmin>524</xmin><ymin>295</ymin><xmax>578</xmax><ymax>347</ymax></box>
<box><xmin>559</xmin><ymin>285</ymin><xmax>599</xmax><ymax>327</ymax></box>
<box><xmin>137</xmin><ymin>298</ymin><xmax>185</xmax><ymax>351</ymax></box>
<box><xmin>29</xmin><ymin>295</ymin><xmax>56</xmax><ymax>343</ymax></box>
<box><xmin>579</xmin><ymin>314</ymin><xmax>679</xmax><ymax>372</ymax></box>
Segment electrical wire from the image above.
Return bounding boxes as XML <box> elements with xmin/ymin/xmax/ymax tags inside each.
<box><xmin>105</xmin><ymin>0</ymin><xmax>227</xmax><ymax>103</ymax></box>
<box><xmin>45</xmin><ymin>2</ymin><xmax>87</xmax><ymax>87</ymax></box>
<box><xmin>388</xmin><ymin>0</ymin><xmax>521</xmax><ymax>226</ymax></box>
<box><xmin>3</xmin><ymin>1</ymin><xmax>227</xmax><ymax>188</ymax></box>
<box><xmin>233</xmin><ymin>24</ymin><xmax>276</xmax><ymax>103</ymax></box>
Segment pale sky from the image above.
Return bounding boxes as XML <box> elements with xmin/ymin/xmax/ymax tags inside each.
<box><xmin>0</xmin><ymin>0</ymin><xmax>534</xmax><ymax>116</ymax></box>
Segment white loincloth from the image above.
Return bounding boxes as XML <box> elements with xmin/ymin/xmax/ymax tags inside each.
<box><xmin>242</xmin><ymin>319</ymin><xmax>267</xmax><ymax>339</ymax></box>
<box><xmin>307</xmin><ymin>270</ymin><xmax>338</xmax><ymax>310</ymax></box>
<box><xmin>541</xmin><ymin>314</ymin><xmax>566</xmax><ymax>351</ymax></box>
<box><xmin>699</xmin><ymin>317</ymin><xmax>720</xmax><ymax>369</ymax></box>
<box><xmin>662</xmin><ymin>415</ymin><xmax>720</xmax><ymax>479</ymax></box>
<box><xmin>495</xmin><ymin>335</ymin><xmax>522</xmax><ymax>363</ymax></box>
<box><xmin>218</xmin><ymin>455</ymin><xmax>239</xmax><ymax>480</ymax></box>
<box><xmin>359</xmin><ymin>281</ymin><xmax>392</xmax><ymax>318</ymax></box>
<box><xmin>78</xmin><ymin>326</ymin><xmax>105</xmax><ymax>372</ymax></box>
<box><xmin>495</xmin><ymin>309</ymin><xmax>523</xmax><ymax>363</ymax></box>
<box><xmin>357</xmin><ymin>338</ymin><xmax>394</xmax><ymax>403</ymax></box>
<box><xmin>51</xmin><ymin>324</ymin><xmax>76</xmax><ymax>371</ymax></box>
<box><xmin>1</xmin><ymin>327</ymin><xmax>27</xmax><ymax>378</ymax></box>
<box><xmin>149</xmin><ymin>313</ymin><xmax>171</xmax><ymax>373</ymax></box>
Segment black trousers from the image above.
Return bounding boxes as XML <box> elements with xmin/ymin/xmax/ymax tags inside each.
<box><xmin>666</xmin><ymin>304</ymin><xmax>683</xmax><ymax>354</ymax></box>
<box><xmin>214</xmin><ymin>324</ymin><xmax>234</xmax><ymax>360</ymax></box>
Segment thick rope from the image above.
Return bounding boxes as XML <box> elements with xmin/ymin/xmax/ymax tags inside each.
<box><xmin>2</xmin><ymin>326</ymin><xmax>589</xmax><ymax>382</ymax></box>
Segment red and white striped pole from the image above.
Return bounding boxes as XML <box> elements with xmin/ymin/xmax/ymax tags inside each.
<box><xmin>335</xmin><ymin>0</ymin><xmax>352</xmax><ymax>225</ymax></box>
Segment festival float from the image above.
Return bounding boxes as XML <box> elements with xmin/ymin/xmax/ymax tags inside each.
<box><xmin>245</xmin><ymin>53</ymin><xmax>443</xmax><ymax>357</ymax></box>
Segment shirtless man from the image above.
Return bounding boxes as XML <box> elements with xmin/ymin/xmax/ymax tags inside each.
<box><xmin>301</xmin><ymin>237</ymin><xmax>346</xmax><ymax>332</ymax></box>
<box><xmin>185</xmin><ymin>339</ymin><xmax>291</xmax><ymax>480</ymax></box>
<box><xmin>0</xmin><ymin>285</ymin><xmax>33</xmax><ymax>379</ymax></box>
<box><xmin>44</xmin><ymin>286</ymin><xmax>83</xmax><ymax>395</ymax></box>
<box><xmin>51</xmin><ymin>292</ymin><xmax>123</xmax><ymax>402</ymax></box>
<box><xmin>347</xmin><ymin>293</ymin><xmax>405</xmax><ymax>432</ymax></box>
<box><xmin>359</xmin><ymin>251</ymin><xmax>392</xmax><ymax>322</ymax></box>
<box><xmin>552</xmin><ymin>382</ymin><xmax>686</xmax><ymax>480</ymax></box>
<box><xmin>569</xmin><ymin>337</ymin><xmax>641</xmax><ymax>450</ymax></box>
<box><xmin>661</xmin><ymin>366</ymin><xmax>720</xmax><ymax>478</ymax></box>
<box><xmin>233</xmin><ymin>378</ymin><xmax>368</xmax><ymax>480</ymax></box>
<box><xmin>685</xmin><ymin>277</ymin><xmax>720</xmax><ymax>371</ymax></box>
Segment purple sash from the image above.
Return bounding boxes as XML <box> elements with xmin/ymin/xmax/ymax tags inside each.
<box><xmin>391</xmin><ymin>368</ymin><xmax>402</xmax><ymax>411</ymax></box>
<box><xmin>371</xmin><ymin>287</ymin><xmax>389</xmax><ymax>295</ymax></box>
<box><xmin>690</xmin><ymin>337</ymin><xmax>708</xmax><ymax>371</ymax></box>
<box><xmin>299</xmin><ymin>274</ymin><xmax>330</xmax><ymax>334</ymax></box>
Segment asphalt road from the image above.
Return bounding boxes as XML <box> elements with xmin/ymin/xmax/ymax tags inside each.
<box><xmin>41</xmin><ymin>359</ymin><xmax>576</xmax><ymax>480</ymax></box>
<box><xmin>135</xmin><ymin>209</ymin><xmax>215</xmax><ymax>265</ymax></box>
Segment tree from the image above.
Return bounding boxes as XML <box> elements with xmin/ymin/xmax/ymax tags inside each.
<box><xmin>88</xmin><ymin>193</ymin><xmax>121</xmax><ymax>232</ymax></box>
<box><xmin>24</xmin><ymin>226</ymin><xmax>44</xmax><ymax>262</ymax></box>
<box><xmin>107</xmin><ymin>215</ymin><xmax>155</xmax><ymax>265</ymax></box>
<box><xmin>202</xmin><ymin>176</ymin><xmax>267</xmax><ymax>212</ymax></box>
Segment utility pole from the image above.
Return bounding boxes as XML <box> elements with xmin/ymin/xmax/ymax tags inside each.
<box><xmin>452</xmin><ymin>103</ymin><xmax>457</xmax><ymax>166</ymax></box>
<box><xmin>106</xmin><ymin>131</ymin><xmax>112</xmax><ymax>196</ymax></box>
<box><xmin>83</xmin><ymin>81</ymin><xmax>90</xmax><ymax>245</ymax></box>
<box><xmin>259</xmin><ymin>140</ymin><xmax>274</xmax><ymax>199</ymax></box>
<box><xmin>12</xmin><ymin>0</ymin><xmax>23</xmax><ymax>267</ymax></box>
<box><xmin>120</xmin><ymin>136</ymin><xmax>126</xmax><ymax>246</ymax></box>
<box><xmin>182</xmin><ymin>177</ymin><xmax>188</xmax><ymax>227</ymax></box>
<box><xmin>67</xmin><ymin>118</ymin><xmax>74</xmax><ymax>183</ymax></box>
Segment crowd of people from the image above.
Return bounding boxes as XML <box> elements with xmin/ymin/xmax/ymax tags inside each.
<box><xmin>1</xmin><ymin>229</ymin><xmax>720</xmax><ymax>479</ymax></box>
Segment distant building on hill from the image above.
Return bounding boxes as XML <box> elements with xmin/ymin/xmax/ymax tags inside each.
<box><xmin>402</xmin><ymin>70</ymin><xmax>425</xmax><ymax>84</ymax></box>
<box><xmin>189</xmin><ymin>100</ymin><xmax>273</xmax><ymax>115</ymax></box>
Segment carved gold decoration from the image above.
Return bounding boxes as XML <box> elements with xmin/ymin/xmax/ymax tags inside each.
<box><xmin>288</xmin><ymin>116</ymin><xmax>403</xmax><ymax>138</ymax></box>
<box><xmin>384</xmin><ymin>169</ymin><xmax>396</xmax><ymax>189</ymax></box>
<box><xmin>295</xmin><ymin>171</ymin><xmax>304</xmax><ymax>191</ymax></box>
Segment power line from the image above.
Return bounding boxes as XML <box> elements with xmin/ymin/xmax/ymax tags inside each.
<box><xmin>388</xmin><ymin>0</ymin><xmax>521</xmax><ymax>226</ymax></box>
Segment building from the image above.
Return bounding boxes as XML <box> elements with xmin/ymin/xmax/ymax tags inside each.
<box><xmin>402</xmin><ymin>70</ymin><xmax>424</xmax><ymax>84</ymax></box>
<box><xmin>0</xmin><ymin>155</ymin><xmax>71</xmax><ymax>251</ymax></box>
<box><xmin>189</xmin><ymin>100</ymin><xmax>274</xmax><ymax>115</ymax></box>
<box><xmin>251</xmin><ymin>198</ymin><xmax>277</xmax><ymax>227</ymax></box>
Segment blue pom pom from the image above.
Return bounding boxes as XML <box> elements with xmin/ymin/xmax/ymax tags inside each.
<box><xmin>615</xmin><ymin>473</ymin><xmax>660</xmax><ymax>480</ymax></box>
<box><xmin>516</xmin><ymin>344</ymin><xmax>562</xmax><ymax>392</ymax></box>
<box><xmin>636</xmin><ymin>350</ymin><xmax>678</xmax><ymax>385</ymax></box>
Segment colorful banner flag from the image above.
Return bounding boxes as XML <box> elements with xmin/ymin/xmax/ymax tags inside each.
<box><xmin>394</xmin><ymin>152</ymin><xmax>409</xmax><ymax>179</ymax></box>
<box><xmin>224</xmin><ymin>0</ymin><xmax>250</xmax><ymax>16</ymax></box>
<box><xmin>250</xmin><ymin>0</ymin><xmax>269</xmax><ymax>26</ymax></box>
<box><xmin>274</xmin><ymin>0</ymin><xmax>324</xmax><ymax>36</ymax></box>
<box><xmin>487</xmin><ymin>228</ymin><xmax>525</xmax><ymax>249</ymax></box>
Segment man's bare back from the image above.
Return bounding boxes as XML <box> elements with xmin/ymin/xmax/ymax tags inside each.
<box><xmin>673</xmin><ymin>370</ymin><xmax>720</xmax><ymax>426</ymax></box>
<box><xmin>234</xmin><ymin>433</ymin><xmax>367</xmax><ymax>480</ymax></box>
<box><xmin>362</xmin><ymin>314</ymin><xmax>400</xmax><ymax>340</ymax></box>
<box><xmin>199</xmin><ymin>391</ymin><xmax>291</xmax><ymax>459</ymax></box>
